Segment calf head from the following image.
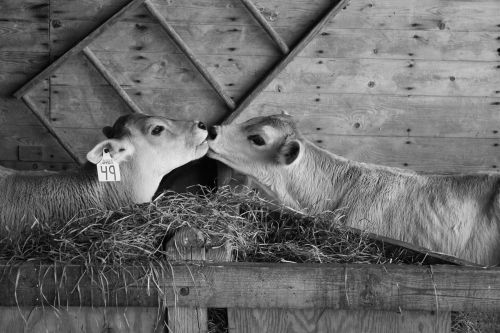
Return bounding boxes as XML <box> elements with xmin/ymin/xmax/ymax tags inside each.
<box><xmin>86</xmin><ymin>114</ymin><xmax>208</xmax><ymax>201</ymax></box>
<box><xmin>207</xmin><ymin>114</ymin><xmax>303</xmax><ymax>181</ymax></box>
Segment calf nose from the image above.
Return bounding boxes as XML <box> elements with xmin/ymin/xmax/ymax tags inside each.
<box><xmin>208</xmin><ymin>126</ymin><xmax>218</xmax><ymax>140</ymax></box>
<box><xmin>197</xmin><ymin>121</ymin><xmax>207</xmax><ymax>130</ymax></box>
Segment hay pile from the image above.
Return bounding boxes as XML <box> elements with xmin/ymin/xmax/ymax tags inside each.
<box><xmin>0</xmin><ymin>186</ymin><xmax>421</xmax><ymax>266</ymax></box>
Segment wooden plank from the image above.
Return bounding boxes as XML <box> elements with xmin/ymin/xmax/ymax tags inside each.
<box><xmin>302</xmin><ymin>28</ymin><xmax>500</xmax><ymax>62</ymax></box>
<box><xmin>263</xmin><ymin>58</ymin><xmax>500</xmax><ymax>98</ymax></box>
<box><xmin>239</xmin><ymin>0</ymin><xmax>289</xmax><ymax>54</ymax></box>
<box><xmin>126</xmin><ymin>88</ymin><xmax>228</xmax><ymax>125</ymax></box>
<box><xmin>306</xmin><ymin>134</ymin><xmax>500</xmax><ymax>173</ymax></box>
<box><xmin>51</xmin><ymin>52</ymin><xmax>277</xmax><ymax>102</ymax></box>
<box><xmin>0</xmin><ymin>124</ymin><xmax>72</xmax><ymax>162</ymax></box>
<box><xmin>243</xmin><ymin>93</ymin><xmax>500</xmax><ymax>139</ymax></box>
<box><xmin>0</xmin><ymin>51</ymin><xmax>49</xmax><ymax>73</ymax></box>
<box><xmin>144</xmin><ymin>0</ymin><xmax>236</xmax><ymax>110</ymax></box>
<box><xmin>0</xmin><ymin>306</ymin><xmax>163</xmax><ymax>333</ymax></box>
<box><xmin>223</xmin><ymin>0</ymin><xmax>350</xmax><ymax>124</ymax></box>
<box><xmin>50</xmin><ymin>0</ymin><xmax>330</xmax><ymax>29</ymax></box>
<box><xmin>50</xmin><ymin>0</ymin><xmax>132</xmax><ymax>22</ymax></box>
<box><xmin>89</xmin><ymin>21</ymin><xmax>287</xmax><ymax>56</ymax></box>
<box><xmin>82</xmin><ymin>47</ymin><xmax>144</xmax><ymax>114</ymax></box>
<box><xmin>166</xmin><ymin>228</ymin><xmax>208</xmax><ymax>333</ymax></box>
<box><xmin>2</xmin><ymin>263</ymin><xmax>500</xmax><ymax>311</ymax></box>
<box><xmin>22</xmin><ymin>95</ymin><xmax>82</xmax><ymax>164</ymax></box>
<box><xmin>0</xmin><ymin>160</ymin><xmax>76</xmax><ymax>172</ymax></box>
<box><xmin>49</xmin><ymin>85</ymin><xmax>128</xmax><ymax>128</ymax></box>
<box><xmin>165</xmin><ymin>228</ymin><xmax>232</xmax><ymax>332</ymax></box>
<box><xmin>0</xmin><ymin>0</ymin><xmax>49</xmax><ymax>22</ymax></box>
<box><xmin>13</xmin><ymin>0</ymin><xmax>146</xmax><ymax>98</ymax></box>
<box><xmin>330</xmin><ymin>0</ymin><xmax>500</xmax><ymax>32</ymax></box>
<box><xmin>228</xmin><ymin>308</ymin><xmax>450</xmax><ymax>333</ymax></box>
<box><xmin>0</xmin><ymin>22</ymin><xmax>48</xmax><ymax>52</ymax></box>
<box><xmin>49</xmin><ymin>128</ymin><xmax>103</xmax><ymax>159</ymax></box>
<box><xmin>0</xmin><ymin>97</ymin><xmax>47</xmax><ymax>126</ymax></box>
<box><xmin>50</xmin><ymin>86</ymin><xmax>226</xmax><ymax>128</ymax></box>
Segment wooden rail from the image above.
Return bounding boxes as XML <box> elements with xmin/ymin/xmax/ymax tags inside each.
<box><xmin>223</xmin><ymin>0</ymin><xmax>350</xmax><ymax>124</ymax></box>
<box><xmin>21</xmin><ymin>95</ymin><xmax>83</xmax><ymax>165</ymax></box>
<box><xmin>13</xmin><ymin>0</ymin><xmax>146</xmax><ymax>99</ymax></box>
<box><xmin>83</xmin><ymin>47</ymin><xmax>144</xmax><ymax>114</ymax></box>
<box><xmin>1</xmin><ymin>262</ymin><xmax>498</xmax><ymax>312</ymax></box>
<box><xmin>238</xmin><ymin>0</ymin><xmax>289</xmax><ymax>54</ymax></box>
<box><xmin>144</xmin><ymin>0</ymin><xmax>236</xmax><ymax>111</ymax></box>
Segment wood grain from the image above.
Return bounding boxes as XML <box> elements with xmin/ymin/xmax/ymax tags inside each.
<box><xmin>239</xmin><ymin>0</ymin><xmax>290</xmax><ymax>54</ymax></box>
<box><xmin>145</xmin><ymin>0</ymin><xmax>236</xmax><ymax>110</ymax></box>
<box><xmin>228</xmin><ymin>308</ymin><xmax>450</xmax><ymax>333</ymax></box>
<box><xmin>51</xmin><ymin>20</ymin><xmax>286</xmax><ymax>57</ymax></box>
<box><xmin>305</xmin><ymin>134</ymin><xmax>500</xmax><ymax>173</ymax></box>
<box><xmin>0</xmin><ymin>97</ymin><xmax>46</xmax><ymax>126</ymax></box>
<box><xmin>83</xmin><ymin>47</ymin><xmax>144</xmax><ymax>114</ymax></box>
<box><xmin>330</xmin><ymin>0</ymin><xmax>500</xmax><ymax>32</ymax></box>
<box><xmin>0</xmin><ymin>306</ymin><xmax>163</xmax><ymax>333</ymax></box>
<box><xmin>51</xmin><ymin>52</ymin><xmax>277</xmax><ymax>102</ymax></box>
<box><xmin>0</xmin><ymin>0</ymin><xmax>49</xmax><ymax>22</ymax></box>
<box><xmin>165</xmin><ymin>228</ymin><xmax>207</xmax><ymax>333</ymax></box>
<box><xmin>0</xmin><ymin>124</ymin><xmax>72</xmax><ymax>162</ymax></box>
<box><xmin>50</xmin><ymin>85</ymin><xmax>134</xmax><ymax>128</ymax></box>
<box><xmin>14</xmin><ymin>0</ymin><xmax>146</xmax><ymax>98</ymax></box>
<box><xmin>223</xmin><ymin>0</ymin><xmax>350</xmax><ymax>124</ymax></box>
<box><xmin>264</xmin><ymin>57</ymin><xmax>500</xmax><ymax>97</ymax></box>
<box><xmin>50</xmin><ymin>86</ymin><xmax>227</xmax><ymax>127</ymax></box>
<box><xmin>0</xmin><ymin>160</ymin><xmax>76</xmax><ymax>172</ymax></box>
<box><xmin>0</xmin><ymin>22</ymin><xmax>48</xmax><ymax>52</ymax></box>
<box><xmin>243</xmin><ymin>92</ymin><xmax>500</xmax><ymax>139</ymax></box>
<box><xmin>302</xmin><ymin>28</ymin><xmax>500</xmax><ymax>62</ymax></box>
<box><xmin>0</xmin><ymin>51</ymin><xmax>49</xmax><ymax>73</ymax></box>
<box><xmin>2</xmin><ymin>263</ymin><xmax>500</xmax><ymax>311</ymax></box>
<box><xmin>165</xmin><ymin>227</ymin><xmax>232</xmax><ymax>332</ymax></box>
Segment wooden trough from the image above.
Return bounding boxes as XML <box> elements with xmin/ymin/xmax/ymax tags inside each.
<box><xmin>0</xmin><ymin>226</ymin><xmax>498</xmax><ymax>333</ymax></box>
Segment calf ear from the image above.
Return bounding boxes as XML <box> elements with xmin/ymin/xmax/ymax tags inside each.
<box><xmin>102</xmin><ymin>126</ymin><xmax>114</xmax><ymax>138</ymax></box>
<box><xmin>86</xmin><ymin>139</ymin><xmax>134</xmax><ymax>164</ymax></box>
<box><xmin>277</xmin><ymin>139</ymin><xmax>301</xmax><ymax>165</ymax></box>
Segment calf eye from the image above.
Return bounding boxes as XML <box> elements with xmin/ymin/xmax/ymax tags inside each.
<box><xmin>248</xmin><ymin>134</ymin><xmax>266</xmax><ymax>146</ymax></box>
<box><xmin>151</xmin><ymin>126</ymin><xmax>164</xmax><ymax>136</ymax></box>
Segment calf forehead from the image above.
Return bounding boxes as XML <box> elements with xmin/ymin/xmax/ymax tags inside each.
<box><xmin>243</xmin><ymin>115</ymin><xmax>296</xmax><ymax>133</ymax></box>
<box><xmin>107</xmin><ymin>114</ymin><xmax>152</xmax><ymax>138</ymax></box>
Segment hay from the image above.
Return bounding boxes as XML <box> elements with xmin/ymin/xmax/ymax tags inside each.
<box><xmin>0</xmin><ymin>186</ymin><xmax>419</xmax><ymax>266</ymax></box>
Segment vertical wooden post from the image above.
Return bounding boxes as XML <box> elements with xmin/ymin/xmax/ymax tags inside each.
<box><xmin>165</xmin><ymin>227</ymin><xmax>232</xmax><ymax>333</ymax></box>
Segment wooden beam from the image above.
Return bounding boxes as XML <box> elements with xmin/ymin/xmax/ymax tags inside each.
<box><xmin>13</xmin><ymin>0</ymin><xmax>146</xmax><ymax>99</ymax></box>
<box><xmin>82</xmin><ymin>47</ymin><xmax>144</xmax><ymax>114</ymax></box>
<box><xmin>2</xmin><ymin>263</ymin><xmax>499</xmax><ymax>311</ymax></box>
<box><xmin>21</xmin><ymin>95</ymin><xmax>83</xmax><ymax>165</ymax></box>
<box><xmin>144</xmin><ymin>0</ymin><xmax>236</xmax><ymax>111</ymax></box>
<box><xmin>238</xmin><ymin>0</ymin><xmax>289</xmax><ymax>54</ymax></box>
<box><xmin>222</xmin><ymin>0</ymin><xmax>350</xmax><ymax>124</ymax></box>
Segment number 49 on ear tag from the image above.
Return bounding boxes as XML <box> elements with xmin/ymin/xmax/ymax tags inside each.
<box><xmin>97</xmin><ymin>148</ymin><xmax>121</xmax><ymax>182</ymax></box>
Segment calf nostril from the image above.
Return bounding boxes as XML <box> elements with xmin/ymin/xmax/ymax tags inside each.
<box><xmin>197</xmin><ymin>121</ymin><xmax>207</xmax><ymax>130</ymax></box>
<box><xmin>208</xmin><ymin>126</ymin><xmax>218</xmax><ymax>140</ymax></box>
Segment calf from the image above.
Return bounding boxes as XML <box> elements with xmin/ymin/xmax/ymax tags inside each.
<box><xmin>0</xmin><ymin>114</ymin><xmax>208</xmax><ymax>239</ymax></box>
<box><xmin>208</xmin><ymin>114</ymin><xmax>500</xmax><ymax>265</ymax></box>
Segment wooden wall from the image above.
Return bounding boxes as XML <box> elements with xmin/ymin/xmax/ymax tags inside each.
<box><xmin>1</xmin><ymin>0</ymin><xmax>499</xmax><ymax>175</ymax></box>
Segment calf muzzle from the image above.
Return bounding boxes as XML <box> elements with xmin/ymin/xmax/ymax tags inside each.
<box><xmin>208</xmin><ymin>126</ymin><xmax>218</xmax><ymax>140</ymax></box>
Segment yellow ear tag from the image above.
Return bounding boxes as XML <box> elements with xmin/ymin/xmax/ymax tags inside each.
<box><xmin>97</xmin><ymin>148</ymin><xmax>121</xmax><ymax>182</ymax></box>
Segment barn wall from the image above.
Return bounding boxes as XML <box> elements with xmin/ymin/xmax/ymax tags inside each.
<box><xmin>238</xmin><ymin>0</ymin><xmax>500</xmax><ymax>173</ymax></box>
<box><xmin>0</xmin><ymin>0</ymin><xmax>499</xmax><ymax>174</ymax></box>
